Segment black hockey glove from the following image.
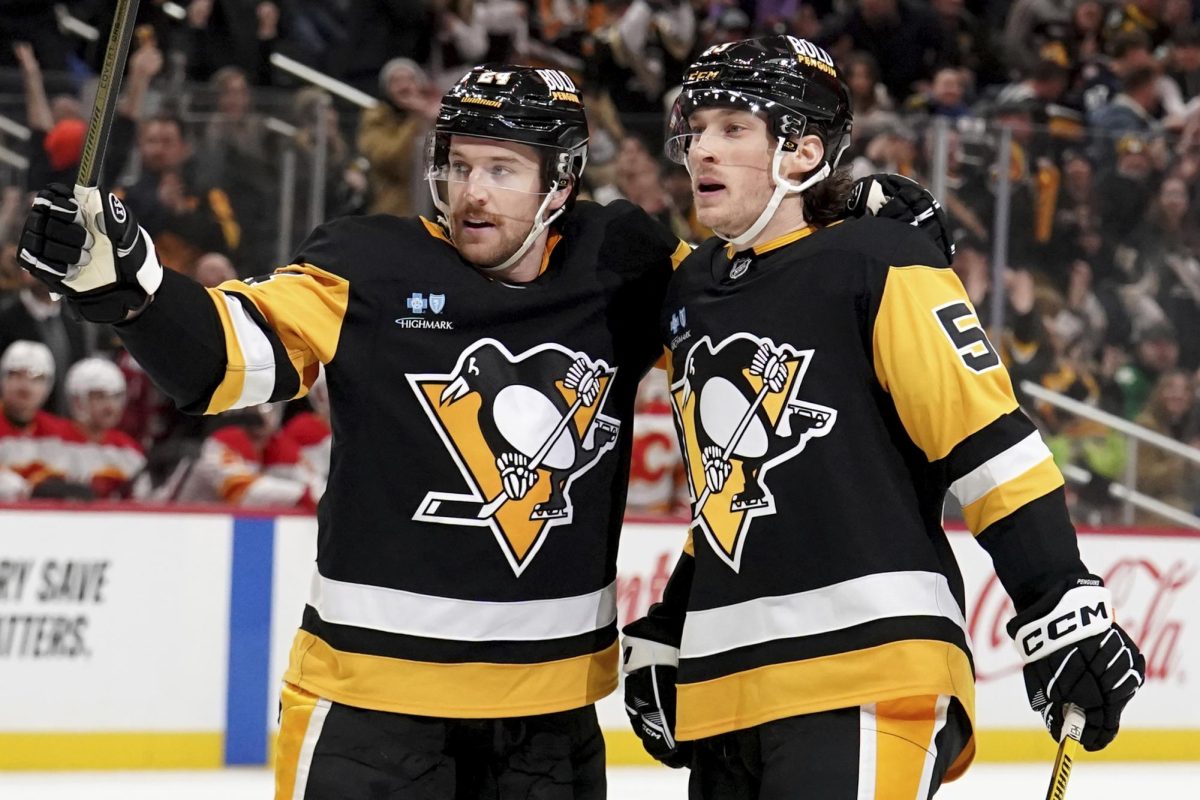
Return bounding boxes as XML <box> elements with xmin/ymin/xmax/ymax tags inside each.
<box><xmin>18</xmin><ymin>183</ymin><xmax>163</xmax><ymax>324</ymax></box>
<box><xmin>846</xmin><ymin>173</ymin><xmax>955</xmax><ymax>264</ymax></box>
<box><xmin>623</xmin><ymin>632</ymin><xmax>691</xmax><ymax>769</ymax></box>
<box><xmin>1007</xmin><ymin>575</ymin><xmax>1145</xmax><ymax>751</ymax></box>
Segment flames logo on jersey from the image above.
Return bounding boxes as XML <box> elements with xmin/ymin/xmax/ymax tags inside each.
<box><xmin>408</xmin><ymin>339</ymin><xmax>620</xmax><ymax>575</ymax></box>
<box><xmin>671</xmin><ymin>334</ymin><xmax>837</xmax><ymax>571</ymax></box>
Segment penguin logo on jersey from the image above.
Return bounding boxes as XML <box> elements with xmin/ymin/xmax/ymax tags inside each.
<box><xmin>408</xmin><ymin>339</ymin><xmax>620</xmax><ymax>575</ymax></box>
<box><xmin>671</xmin><ymin>334</ymin><xmax>837</xmax><ymax>571</ymax></box>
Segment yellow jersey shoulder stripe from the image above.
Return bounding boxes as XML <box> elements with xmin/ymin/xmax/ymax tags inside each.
<box><xmin>873</xmin><ymin>264</ymin><xmax>1019</xmax><ymax>462</ymax></box>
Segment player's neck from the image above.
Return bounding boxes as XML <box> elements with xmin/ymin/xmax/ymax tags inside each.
<box><xmin>742</xmin><ymin>198</ymin><xmax>809</xmax><ymax>252</ymax></box>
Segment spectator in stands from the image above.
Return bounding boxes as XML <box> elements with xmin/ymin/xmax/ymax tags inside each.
<box><xmin>0</xmin><ymin>270</ymin><xmax>96</xmax><ymax>415</ymax></box>
<box><xmin>1070</xmin><ymin>0</ymin><xmax>1107</xmax><ymax>63</ymax></box>
<box><xmin>842</xmin><ymin>51</ymin><xmax>896</xmax><ymax>139</ymax></box>
<box><xmin>0</xmin><ymin>340</ymin><xmax>76</xmax><ymax>500</ymax></box>
<box><xmin>1043</xmin><ymin>150</ymin><xmax>1102</xmax><ymax>271</ymax></box>
<box><xmin>183</xmin><ymin>0</ymin><xmax>281</xmax><ymax>85</ymax></box>
<box><xmin>63</xmin><ymin>358</ymin><xmax>145</xmax><ymax>500</ymax></box>
<box><xmin>331</xmin><ymin>0</ymin><xmax>434</xmax><ymax>95</ymax></box>
<box><xmin>612</xmin><ymin>136</ymin><xmax>691</xmax><ymax>239</ymax></box>
<box><xmin>293</xmin><ymin>87</ymin><xmax>366</xmax><ymax>225</ymax></box>
<box><xmin>931</xmin><ymin>0</ymin><xmax>1005</xmax><ymax>88</ymax></box>
<box><xmin>1133</xmin><ymin>369</ymin><xmax>1199</xmax><ymax>520</ymax></box>
<box><xmin>848</xmin><ymin>123</ymin><xmax>918</xmax><ymax>179</ymax></box>
<box><xmin>12</xmin><ymin>41</ymin><xmax>85</xmax><ymax>192</ymax></box>
<box><xmin>118</xmin><ymin>114</ymin><xmax>239</xmax><ymax>274</ymax></box>
<box><xmin>357</xmin><ymin>58</ymin><xmax>439</xmax><ymax>219</ymax></box>
<box><xmin>176</xmin><ymin>403</ymin><xmax>321</xmax><ymax>507</ymax></box>
<box><xmin>1104</xmin><ymin>0</ymin><xmax>1170</xmax><ymax>51</ymax></box>
<box><xmin>193</xmin><ymin>252</ymin><xmax>239</xmax><ymax>288</ymax></box>
<box><xmin>282</xmin><ymin>367</ymin><xmax>331</xmax><ymax>495</ymax></box>
<box><xmin>819</xmin><ymin>0</ymin><xmax>951</xmax><ymax>103</ymax></box>
<box><xmin>1133</xmin><ymin>175</ymin><xmax>1200</xmax><ymax>369</ymax></box>
<box><xmin>1003</xmin><ymin>0</ymin><xmax>1075</xmax><ymax>74</ymax></box>
<box><xmin>430</xmin><ymin>0</ymin><xmax>491</xmax><ymax>91</ymax></box>
<box><xmin>1088</xmin><ymin>66</ymin><xmax>1163</xmax><ymax>149</ymax></box>
<box><xmin>1076</xmin><ymin>29</ymin><xmax>1156</xmax><ymax>114</ymax></box>
<box><xmin>1115</xmin><ymin>321</ymin><xmax>1181</xmax><ymax>418</ymax></box>
<box><xmin>1098</xmin><ymin>134</ymin><xmax>1157</xmax><ymax>242</ymax></box>
<box><xmin>585</xmin><ymin>0</ymin><xmax>696</xmax><ymax>142</ymax></box>
<box><xmin>904</xmin><ymin>65</ymin><xmax>972</xmax><ymax>119</ymax></box>
<box><xmin>994</xmin><ymin>59</ymin><xmax>1072</xmax><ymax>109</ymax></box>
<box><xmin>1162</xmin><ymin>26</ymin><xmax>1200</xmax><ymax>124</ymax></box>
<box><xmin>198</xmin><ymin>66</ymin><xmax>275</xmax><ymax>275</ymax></box>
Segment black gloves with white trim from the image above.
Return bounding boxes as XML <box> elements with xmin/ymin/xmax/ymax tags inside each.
<box><xmin>1007</xmin><ymin>574</ymin><xmax>1145</xmax><ymax>751</ymax></box>
<box><xmin>846</xmin><ymin>173</ymin><xmax>955</xmax><ymax>265</ymax></box>
<box><xmin>18</xmin><ymin>183</ymin><xmax>163</xmax><ymax>324</ymax></box>
<box><xmin>623</xmin><ymin>627</ymin><xmax>691</xmax><ymax>769</ymax></box>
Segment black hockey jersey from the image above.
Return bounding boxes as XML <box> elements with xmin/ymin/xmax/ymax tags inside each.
<box><xmin>660</xmin><ymin>217</ymin><xmax>1084</xmax><ymax>776</ymax></box>
<box><xmin>117</xmin><ymin>200</ymin><xmax>689</xmax><ymax>717</ymax></box>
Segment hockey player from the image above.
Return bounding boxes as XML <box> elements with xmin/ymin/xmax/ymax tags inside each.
<box><xmin>0</xmin><ymin>340</ymin><xmax>77</xmax><ymax>500</ymax></box>
<box><xmin>63</xmin><ymin>357</ymin><xmax>145</xmax><ymax>499</ymax></box>
<box><xmin>174</xmin><ymin>403</ymin><xmax>322</xmax><ymax>508</ymax></box>
<box><xmin>17</xmin><ymin>65</ymin><xmax>687</xmax><ymax>799</ymax></box>
<box><xmin>621</xmin><ymin>36</ymin><xmax>1146</xmax><ymax>798</ymax></box>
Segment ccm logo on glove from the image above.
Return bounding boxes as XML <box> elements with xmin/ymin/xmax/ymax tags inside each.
<box><xmin>1012</xmin><ymin>584</ymin><xmax>1112</xmax><ymax>662</ymax></box>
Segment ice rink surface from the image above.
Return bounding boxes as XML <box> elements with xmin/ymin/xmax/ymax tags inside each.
<box><xmin>0</xmin><ymin>763</ymin><xmax>1197</xmax><ymax>799</ymax></box>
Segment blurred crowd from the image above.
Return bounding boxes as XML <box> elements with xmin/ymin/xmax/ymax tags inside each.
<box><xmin>1</xmin><ymin>0</ymin><xmax>1199</xmax><ymax>525</ymax></box>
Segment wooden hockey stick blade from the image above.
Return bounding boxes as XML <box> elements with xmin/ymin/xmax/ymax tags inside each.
<box><xmin>1045</xmin><ymin>704</ymin><xmax>1086</xmax><ymax>800</ymax></box>
<box><xmin>77</xmin><ymin>0</ymin><xmax>141</xmax><ymax>189</ymax></box>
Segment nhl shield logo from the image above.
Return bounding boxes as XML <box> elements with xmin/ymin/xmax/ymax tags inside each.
<box><xmin>728</xmin><ymin>257</ymin><xmax>752</xmax><ymax>280</ymax></box>
<box><xmin>408</xmin><ymin>339</ymin><xmax>620</xmax><ymax>575</ymax></box>
<box><xmin>671</xmin><ymin>333</ymin><xmax>836</xmax><ymax>571</ymax></box>
<box><xmin>429</xmin><ymin>293</ymin><xmax>446</xmax><ymax>314</ymax></box>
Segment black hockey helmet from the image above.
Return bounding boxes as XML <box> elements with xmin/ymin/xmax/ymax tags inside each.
<box><xmin>428</xmin><ymin>65</ymin><xmax>589</xmax><ymax>195</ymax></box>
<box><xmin>665</xmin><ymin>35</ymin><xmax>853</xmax><ymax>168</ymax></box>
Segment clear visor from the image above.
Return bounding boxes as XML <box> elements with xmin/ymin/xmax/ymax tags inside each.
<box><xmin>426</xmin><ymin>131</ymin><xmax>562</xmax><ymax>198</ymax></box>
<box><xmin>664</xmin><ymin>89</ymin><xmax>810</xmax><ymax>166</ymax></box>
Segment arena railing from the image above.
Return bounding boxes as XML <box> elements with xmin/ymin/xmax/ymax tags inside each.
<box><xmin>1021</xmin><ymin>380</ymin><xmax>1200</xmax><ymax>528</ymax></box>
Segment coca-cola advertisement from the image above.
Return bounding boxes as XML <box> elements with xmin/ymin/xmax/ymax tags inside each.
<box><xmin>601</xmin><ymin>522</ymin><xmax>1200</xmax><ymax>735</ymax></box>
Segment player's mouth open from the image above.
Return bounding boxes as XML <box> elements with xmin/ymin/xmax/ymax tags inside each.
<box><xmin>462</xmin><ymin>219</ymin><xmax>495</xmax><ymax>229</ymax></box>
<box><xmin>696</xmin><ymin>181</ymin><xmax>726</xmax><ymax>196</ymax></box>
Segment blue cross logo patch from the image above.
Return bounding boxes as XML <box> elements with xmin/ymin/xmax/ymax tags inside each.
<box><xmin>670</xmin><ymin>308</ymin><xmax>687</xmax><ymax>335</ymax></box>
<box><xmin>407</xmin><ymin>293</ymin><xmax>427</xmax><ymax>314</ymax></box>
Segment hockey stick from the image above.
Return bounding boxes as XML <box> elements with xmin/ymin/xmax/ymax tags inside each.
<box><xmin>1044</xmin><ymin>704</ymin><xmax>1086</xmax><ymax>800</ymax></box>
<box><xmin>421</xmin><ymin>365</ymin><xmax>604</xmax><ymax>521</ymax></box>
<box><xmin>72</xmin><ymin>0</ymin><xmax>141</xmax><ymax>283</ymax></box>
<box><xmin>691</xmin><ymin>381</ymin><xmax>771</xmax><ymax>521</ymax></box>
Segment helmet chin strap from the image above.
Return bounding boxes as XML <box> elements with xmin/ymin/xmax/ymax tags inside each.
<box><xmin>477</xmin><ymin>189</ymin><xmax>565</xmax><ymax>273</ymax></box>
<box><xmin>715</xmin><ymin>137</ymin><xmax>831</xmax><ymax>249</ymax></box>
<box><xmin>426</xmin><ymin>175</ymin><xmax>565</xmax><ymax>275</ymax></box>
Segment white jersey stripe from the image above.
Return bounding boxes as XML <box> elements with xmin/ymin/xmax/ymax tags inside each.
<box><xmin>948</xmin><ymin>431</ymin><xmax>1053</xmax><ymax>507</ymax></box>
<box><xmin>291</xmin><ymin>697</ymin><xmax>331</xmax><ymax>800</ymax></box>
<box><xmin>310</xmin><ymin>570</ymin><xmax>618</xmax><ymax>642</ymax></box>
<box><xmin>679</xmin><ymin>571</ymin><xmax>965</xmax><ymax>660</ymax></box>
<box><xmin>857</xmin><ymin>703</ymin><xmax>877</xmax><ymax>800</ymax></box>
<box><xmin>221</xmin><ymin>293</ymin><xmax>277</xmax><ymax>409</ymax></box>
<box><xmin>914</xmin><ymin>695</ymin><xmax>951</xmax><ymax>800</ymax></box>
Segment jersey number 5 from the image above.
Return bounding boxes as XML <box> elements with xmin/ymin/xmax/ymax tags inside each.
<box><xmin>933</xmin><ymin>301</ymin><xmax>1000</xmax><ymax>373</ymax></box>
